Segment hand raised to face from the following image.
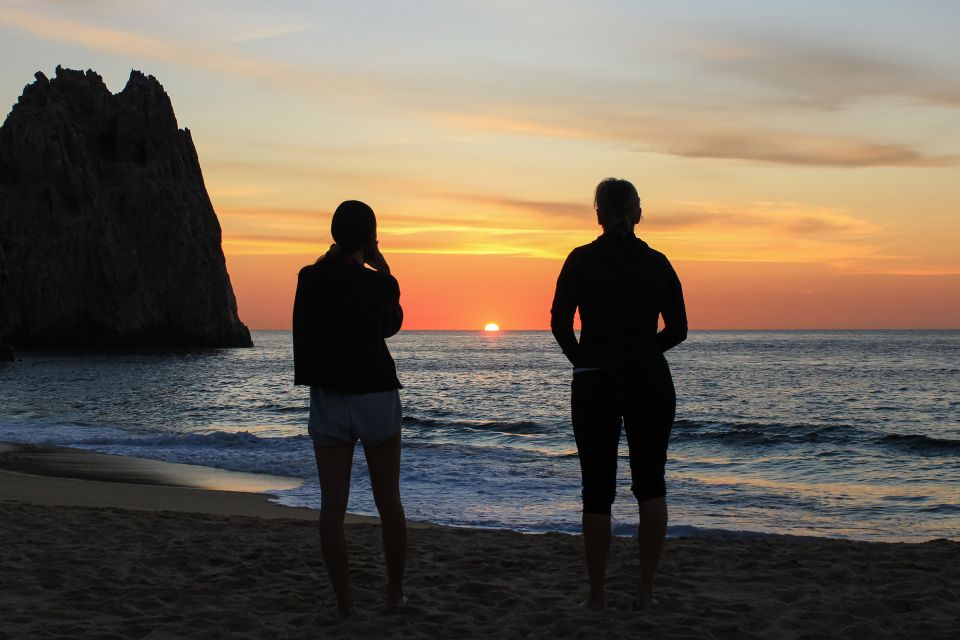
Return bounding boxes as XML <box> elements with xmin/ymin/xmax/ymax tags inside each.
<box><xmin>364</xmin><ymin>239</ymin><xmax>390</xmax><ymax>274</ymax></box>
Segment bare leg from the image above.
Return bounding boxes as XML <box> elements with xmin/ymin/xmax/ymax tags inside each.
<box><xmin>364</xmin><ymin>432</ymin><xmax>407</xmax><ymax>606</ymax></box>
<box><xmin>582</xmin><ymin>512</ymin><xmax>611</xmax><ymax>610</ymax></box>
<box><xmin>313</xmin><ymin>441</ymin><xmax>356</xmax><ymax>616</ymax></box>
<box><xmin>636</xmin><ymin>496</ymin><xmax>667</xmax><ymax>608</ymax></box>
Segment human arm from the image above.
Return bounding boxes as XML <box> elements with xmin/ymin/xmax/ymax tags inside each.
<box><xmin>656</xmin><ymin>260</ymin><xmax>688</xmax><ymax>353</ymax></box>
<box><xmin>382</xmin><ymin>275</ymin><xmax>403</xmax><ymax>338</ymax></box>
<box><xmin>292</xmin><ymin>268</ymin><xmax>311</xmax><ymax>385</ymax></box>
<box><xmin>550</xmin><ymin>252</ymin><xmax>581</xmax><ymax>366</ymax></box>
<box><xmin>365</xmin><ymin>242</ymin><xmax>390</xmax><ymax>275</ymax></box>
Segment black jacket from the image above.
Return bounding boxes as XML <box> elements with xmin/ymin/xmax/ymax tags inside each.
<box><xmin>550</xmin><ymin>232</ymin><xmax>687</xmax><ymax>369</ymax></box>
<box><xmin>293</xmin><ymin>255</ymin><xmax>403</xmax><ymax>391</ymax></box>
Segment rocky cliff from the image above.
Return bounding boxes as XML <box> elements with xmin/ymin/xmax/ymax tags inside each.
<box><xmin>0</xmin><ymin>242</ymin><xmax>12</xmax><ymax>358</ymax></box>
<box><xmin>0</xmin><ymin>66</ymin><xmax>251</xmax><ymax>349</ymax></box>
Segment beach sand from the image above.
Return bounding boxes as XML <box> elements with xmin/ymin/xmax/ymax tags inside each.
<box><xmin>1</xmin><ymin>447</ymin><xmax>958</xmax><ymax>639</ymax></box>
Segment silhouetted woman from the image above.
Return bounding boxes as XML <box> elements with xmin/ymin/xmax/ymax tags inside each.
<box><xmin>551</xmin><ymin>178</ymin><xmax>687</xmax><ymax>609</ymax></box>
<box><xmin>293</xmin><ymin>200</ymin><xmax>406</xmax><ymax>615</ymax></box>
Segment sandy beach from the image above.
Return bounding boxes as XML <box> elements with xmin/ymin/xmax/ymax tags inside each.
<box><xmin>1</xmin><ymin>446</ymin><xmax>958</xmax><ymax>639</ymax></box>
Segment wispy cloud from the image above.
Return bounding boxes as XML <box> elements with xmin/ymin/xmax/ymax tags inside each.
<box><xmin>656</xmin><ymin>130</ymin><xmax>956</xmax><ymax>168</ymax></box>
<box><xmin>218</xmin><ymin>202</ymin><xmax>581</xmax><ymax>258</ymax></box>
<box><xmin>442</xmin><ymin>115</ymin><xmax>585</xmax><ymax>140</ymax></box>
<box><xmin>223</xmin><ymin>24</ymin><xmax>310</xmax><ymax>44</ymax></box>
<box><xmin>653</xmin><ymin>201</ymin><xmax>881</xmax><ymax>236</ymax></box>
<box><xmin>217</xmin><ymin>194</ymin><xmax>889</xmax><ymax>270</ymax></box>
<box><xmin>646</xmin><ymin>201</ymin><xmax>887</xmax><ymax>266</ymax></box>
<box><xmin>451</xmin><ymin>194</ymin><xmax>588</xmax><ymax>220</ymax></box>
<box><xmin>0</xmin><ymin>5</ymin><xmax>371</xmax><ymax>95</ymax></box>
<box><xmin>5</xmin><ymin>4</ymin><xmax>954</xmax><ymax>170</ymax></box>
<box><xmin>444</xmin><ymin>110</ymin><xmax>956</xmax><ymax>168</ymax></box>
<box><xmin>687</xmin><ymin>37</ymin><xmax>960</xmax><ymax>109</ymax></box>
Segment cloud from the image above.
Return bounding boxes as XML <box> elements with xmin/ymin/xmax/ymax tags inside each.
<box><xmin>690</xmin><ymin>39</ymin><xmax>960</xmax><ymax>109</ymax></box>
<box><xmin>451</xmin><ymin>194</ymin><xmax>588</xmax><ymax>220</ymax></box>
<box><xmin>34</xmin><ymin>0</ymin><xmax>125</xmax><ymax>7</ymax></box>
<box><xmin>216</xmin><ymin>193</ymin><xmax>890</xmax><ymax>271</ymax></box>
<box><xmin>657</xmin><ymin>130</ymin><xmax>957</xmax><ymax>168</ymax></box>
<box><xmin>654</xmin><ymin>201</ymin><xmax>881</xmax><ymax>237</ymax></box>
<box><xmin>0</xmin><ymin>5</ymin><xmax>372</xmax><ymax>95</ymax></box>
<box><xmin>223</xmin><ymin>24</ymin><xmax>310</xmax><ymax>44</ymax></box>
<box><xmin>6</xmin><ymin>4</ymin><xmax>953</xmax><ymax>170</ymax></box>
<box><xmin>222</xmin><ymin>230</ymin><xmax>558</xmax><ymax>258</ymax></box>
<box><xmin>441</xmin><ymin>115</ymin><xmax>585</xmax><ymax>140</ymax></box>
<box><xmin>642</xmin><ymin>201</ymin><xmax>888</xmax><ymax>266</ymax></box>
<box><xmin>444</xmin><ymin>110</ymin><xmax>956</xmax><ymax>168</ymax></box>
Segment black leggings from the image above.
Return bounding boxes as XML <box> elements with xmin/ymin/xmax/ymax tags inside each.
<box><xmin>571</xmin><ymin>365</ymin><xmax>675</xmax><ymax>515</ymax></box>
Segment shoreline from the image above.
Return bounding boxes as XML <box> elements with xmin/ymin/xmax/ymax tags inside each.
<box><xmin>2</xmin><ymin>443</ymin><xmax>959</xmax><ymax>637</ymax></box>
<box><xmin>0</xmin><ymin>441</ymin><xmax>375</xmax><ymax>523</ymax></box>
<box><xmin>2</xmin><ymin>441</ymin><xmax>956</xmax><ymax>543</ymax></box>
<box><xmin>0</xmin><ymin>442</ymin><xmax>304</xmax><ymax>492</ymax></box>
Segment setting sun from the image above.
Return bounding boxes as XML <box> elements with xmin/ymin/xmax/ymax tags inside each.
<box><xmin>483</xmin><ymin>323</ymin><xmax>501</xmax><ymax>332</ymax></box>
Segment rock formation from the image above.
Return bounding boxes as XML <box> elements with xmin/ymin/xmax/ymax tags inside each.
<box><xmin>0</xmin><ymin>243</ymin><xmax>12</xmax><ymax>359</ymax></box>
<box><xmin>0</xmin><ymin>66</ymin><xmax>251</xmax><ymax>349</ymax></box>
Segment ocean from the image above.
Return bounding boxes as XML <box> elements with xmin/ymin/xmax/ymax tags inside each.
<box><xmin>1</xmin><ymin>330</ymin><xmax>957</xmax><ymax>542</ymax></box>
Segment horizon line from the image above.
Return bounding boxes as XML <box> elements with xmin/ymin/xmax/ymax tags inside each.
<box><xmin>248</xmin><ymin>327</ymin><xmax>960</xmax><ymax>332</ymax></box>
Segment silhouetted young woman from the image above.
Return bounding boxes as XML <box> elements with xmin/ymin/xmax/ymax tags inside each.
<box><xmin>551</xmin><ymin>178</ymin><xmax>687</xmax><ymax>609</ymax></box>
<box><xmin>293</xmin><ymin>200</ymin><xmax>406</xmax><ymax>616</ymax></box>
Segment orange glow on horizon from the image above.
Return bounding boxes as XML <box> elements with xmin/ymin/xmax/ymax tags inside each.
<box><xmin>225</xmin><ymin>252</ymin><xmax>960</xmax><ymax>331</ymax></box>
<box><xmin>484</xmin><ymin>323</ymin><xmax>501</xmax><ymax>332</ymax></box>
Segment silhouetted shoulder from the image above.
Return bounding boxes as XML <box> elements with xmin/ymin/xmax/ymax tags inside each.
<box><xmin>575</xmin><ymin>235</ymin><xmax>670</xmax><ymax>265</ymax></box>
<box><xmin>298</xmin><ymin>263</ymin><xmax>318</xmax><ymax>279</ymax></box>
<box><xmin>568</xmin><ymin>242</ymin><xmax>596</xmax><ymax>258</ymax></box>
<box><xmin>643</xmin><ymin>243</ymin><xmax>674</xmax><ymax>264</ymax></box>
<box><xmin>644</xmin><ymin>244</ymin><xmax>668</xmax><ymax>261</ymax></box>
<box><xmin>298</xmin><ymin>259</ymin><xmax>399</xmax><ymax>295</ymax></box>
<box><xmin>560</xmin><ymin>242</ymin><xmax>596</xmax><ymax>269</ymax></box>
<box><xmin>644</xmin><ymin>244</ymin><xmax>680</xmax><ymax>280</ymax></box>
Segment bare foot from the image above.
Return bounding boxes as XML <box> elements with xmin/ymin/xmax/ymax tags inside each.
<box><xmin>635</xmin><ymin>585</ymin><xmax>656</xmax><ymax>610</ymax></box>
<box><xmin>386</xmin><ymin>588</ymin><xmax>406</xmax><ymax>608</ymax></box>
<box><xmin>581</xmin><ymin>593</ymin><xmax>606</xmax><ymax>611</ymax></box>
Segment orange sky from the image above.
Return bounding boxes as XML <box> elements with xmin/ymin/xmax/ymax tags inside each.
<box><xmin>228</xmin><ymin>251</ymin><xmax>960</xmax><ymax>330</ymax></box>
<box><xmin>3</xmin><ymin>2</ymin><xmax>959</xmax><ymax>329</ymax></box>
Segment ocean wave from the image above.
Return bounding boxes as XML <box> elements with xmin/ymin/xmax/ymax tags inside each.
<box><xmin>400</xmin><ymin>438</ymin><xmax>554</xmax><ymax>465</ymax></box>
<box><xmin>876</xmin><ymin>434</ymin><xmax>960</xmax><ymax>456</ymax></box>
<box><xmin>673</xmin><ymin>420</ymin><xmax>960</xmax><ymax>457</ymax></box>
<box><xmin>919</xmin><ymin>504</ymin><xmax>960</xmax><ymax>514</ymax></box>
<box><xmin>671</xmin><ymin>420</ymin><xmax>864</xmax><ymax>446</ymax></box>
<box><xmin>665</xmin><ymin>524</ymin><xmax>820</xmax><ymax>541</ymax></box>
<box><xmin>65</xmin><ymin>430</ymin><xmax>318</xmax><ymax>481</ymax></box>
<box><xmin>254</xmin><ymin>403</ymin><xmax>308</xmax><ymax>414</ymax></box>
<box><xmin>402</xmin><ymin>415</ymin><xmax>551</xmax><ymax>435</ymax></box>
<box><xmin>75</xmin><ymin>430</ymin><xmax>310</xmax><ymax>448</ymax></box>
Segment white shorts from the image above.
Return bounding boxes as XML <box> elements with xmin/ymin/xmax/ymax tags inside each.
<box><xmin>308</xmin><ymin>387</ymin><xmax>402</xmax><ymax>448</ymax></box>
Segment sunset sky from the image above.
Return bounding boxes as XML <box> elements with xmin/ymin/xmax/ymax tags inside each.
<box><xmin>1</xmin><ymin>0</ymin><xmax>958</xmax><ymax>329</ymax></box>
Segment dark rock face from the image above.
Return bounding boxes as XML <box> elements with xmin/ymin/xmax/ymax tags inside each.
<box><xmin>0</xmin><ymin>242</ymin><xmax>11</xmax><ymax>359</ymax></box>
<box><xmin>0</xmin><ymin>66</ymin><xmax>251</xmax><ymax>348</ymax></box>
